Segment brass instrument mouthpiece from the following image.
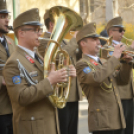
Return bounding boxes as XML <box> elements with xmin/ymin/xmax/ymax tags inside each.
<box><xmin>7</xmin><ymin>26</ymin><xmax>13</xmax><ymax>31</ymax></box>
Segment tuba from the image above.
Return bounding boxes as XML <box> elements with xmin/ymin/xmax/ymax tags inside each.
<box><xmin>42</xmin><ymin>6</ymin><xmax>83</xmax><ymax>108</ymax></box>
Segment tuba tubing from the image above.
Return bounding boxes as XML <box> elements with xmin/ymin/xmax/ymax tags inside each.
<box><xmin>43</xmin><ymin>6</ymin><xmax>83</xmax><ymax>108</ymax></box>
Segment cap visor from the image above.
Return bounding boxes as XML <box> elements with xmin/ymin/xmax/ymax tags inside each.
<box><xmin>0</xmin><ymin>9</ymin><xmax>10</xmax><ymax>13</ymax></box>
<box><xmin>87</xmin><ymin>34</ymin><xmax>100</xmax><ymax>38</ymax></box>
<box><xmin>23</xmin><ymin>21</ymin><xmax>43</xmax><ymax>26</ymax></box>
<box><xmin>113</xmin><ymin>25</ymin><xmax>124</xmax><ymax>28</ymax></box>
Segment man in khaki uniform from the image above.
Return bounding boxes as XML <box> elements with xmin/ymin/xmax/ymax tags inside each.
<box><xmin>3</xmin><ymin>8</ymin><xmax>76</xmax><ymax>134</ymax></box>
<box><xmin>76</xmin><ymin>22</ymin><xmax>133</xmax><ymax>134</ymax></box>
<box><xmin>100</xmin><ymin>17</ymin><xmax>134</xmax><ymax>134</ymax></box>
<box><xmin>38</xmin><ymin>9</ymin><xmax>82</xmax><ymax>134</ymax></box>
<box><xmin>0</xmin><ymin>0</ymin><xmax>16</xmax><ymax>133</ymax></box>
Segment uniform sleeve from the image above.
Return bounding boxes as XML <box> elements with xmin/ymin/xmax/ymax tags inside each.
<box><xmin>76</xmin><ymin>56</ymin><xmax>120</xmax><ymax>86</ymax></box>
<box><xmin>3</xmin><ymin>60</ymin><xmax>53</xmax><ymax>107</ymax></box>
<box><xmin>114</xmin><ymin>63</ymin><xmax>133</xmax><ymax>84</ymax></box>
<box><xmin>0</xmin><ymin>76</ymin><xmax>3</xmax><ymax>89</ymax></box>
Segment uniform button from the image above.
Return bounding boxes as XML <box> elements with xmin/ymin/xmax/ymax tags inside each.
<box><xmin>96</xmin><ymin>109</ymin><xmax>100</xmax><ymax>112</ymax></box>
<box><xmin>114</xmin><ymin>86</ymin><xmax>116</xmax><ymax>89</ymax></box>
<box><xmin>116</xmin><ymin>94</ymin><xmax>118</xmax><ymax>97</ymax></box>
<box><xmin>110</xmin><ymin>79</ymin><xmax>113</xmax><ymax>82</ymax></box>
<box><xmin>31</xmin><ymin>117</ymin><xmax>35</xmax><ymax>121</ymax></box>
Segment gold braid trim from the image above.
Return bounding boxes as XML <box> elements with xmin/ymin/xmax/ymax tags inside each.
<box><xmin>82</xmin><ymin>59</ymin><xmax>113</xmax><ymax>93</ymax></box>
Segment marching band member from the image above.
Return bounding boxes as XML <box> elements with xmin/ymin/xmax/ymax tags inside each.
<box><xmin>0</xmin><ymin>0</ymin><xmax>16</xmax><ymax>133</ymax></box>
<box><xmin>101</xmin><ymin>17</ymin><xmax>134</xmax><ymax>134</ymax></box>
<box><xmin>3</xmin><ymin>8</ymin><xmax>76</xmax><ymax>134</ymax></box>
<box><xmin>37</xmin><ymin>9</ymin><xmax>82</xmax><ymax>134</ymax></box>
<box><xmin>76</xmin><ymin>22</ymin><xmax>133</xmax><ymax>134</ymax></box>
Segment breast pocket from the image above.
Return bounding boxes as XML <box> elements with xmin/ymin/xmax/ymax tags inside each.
<box><xmin>20</xmin><ymin>116</ymin><xmax>45</xmax><ymax>134</ymax></box>
<box><xmin>89</xmin><ymin>107</ymin><xmax>110</xmax><ymax>129</ymax></box>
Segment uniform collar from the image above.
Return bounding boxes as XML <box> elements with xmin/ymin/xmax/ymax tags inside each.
<box><xmin>86</xmin><ymin>54</ymin><xmax>99</xmax><ymax>62</ymax></box>
<box><xmin>18</xmin><ymin>45</ymin><xmax>35</xmax><ymax>58</ymax></box>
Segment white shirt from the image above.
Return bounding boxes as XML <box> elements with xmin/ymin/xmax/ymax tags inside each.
<box><xmin>18</xmin><ymin>45</ymin><xmax>35</xmax><ymax>58</ymax></box>
<box><xmin>112</xmin><ymin>40</ymin><xmax>120</xmax><ymax>45</ymax></box>
<box><xmin>46</xmin><ymin>31</ymin><xmax>51</xmax><ymax>34</ymax></box>
<box><xmin>86</xmin><ymin>54</ymin><xmax>99</xmax><ymax>62</ymax></box>
<box><xmin>0</xmin><ymin>37</ymin><xmax>4</xmax><ymax>43</ymax></box>
<box><xmin>0</xmin><ymin>36</ymin><xmax>8</xmax><ymax>49</ymax></box>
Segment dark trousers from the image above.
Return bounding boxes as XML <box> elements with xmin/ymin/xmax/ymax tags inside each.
<box><xmin>133</xmin><ymin>99</ymin><xmax>134</xmax><ymax>131</ymax></box>
<box><xmin>0</xmin><ymin>114</ymin><xmax>13</xmax><ymax>134</ymax></box>
<box><xmin>58</xmin><ymin>101</ymin><xmax>78</xmax><ymax>134</ymax></box>
<box><xmin>120</xmin><ymin>99</ymin><xmax>133</xmax><ymax>134</ymax></box>
<box><xmin>93</xmin><ymin>129</ymin><xmax>123</xmax><ymax>134</ymax></box>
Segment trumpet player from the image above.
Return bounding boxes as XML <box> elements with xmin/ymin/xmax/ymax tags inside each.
<box><xmin>101</xmin><ymin>16</ymin><xmax>134</xmax><ymax>134</ymax></box>
<box><xmin>76</xmin><ymin>22</ymin><xmax>133</xmax><ymax>134</ymax></box>
<box><xmin>0</xmin><ymin>0</ymin><xmax>16</xmax><ymax>133</ymax></box>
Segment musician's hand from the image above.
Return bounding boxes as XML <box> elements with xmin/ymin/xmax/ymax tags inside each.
<box><xmin>2</xmin><ymin>77</ymin><xmax>6</xmax><ymax>85</ymax></box>
<box><xmin>68</xmin><ymin>65</ymin><xmax>76</xmax><ymax>77</ymax></box>
<box><xmin>130</xmin><ymin>41</ymin><xmax>134</xmax><ymax>50</ymax></box>
<box><xmin>113</xmin><ymin>43</ymin><xmax>126</xmax><ymax>59</ymax></box>
<box><xmin>73</xmin><ymin>31</ymin><xmax>78</xmax><ymax>38</ymax></box>
<box><xmin>121</xmin><ymin>53</ymin><xmax>133</xmax><ymax>63</ymax></box>
<box><xmin>47</xmin><ymin>63</ymin><xmax>68</xmax><ymax>85</ymax></box>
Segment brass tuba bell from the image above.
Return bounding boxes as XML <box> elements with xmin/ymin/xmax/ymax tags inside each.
<box><xmin>42</xmin><ymin>6</ymin><xmax>83</xmax><ymax>108</ymax></box>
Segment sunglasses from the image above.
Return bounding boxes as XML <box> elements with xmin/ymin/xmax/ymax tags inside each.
<box><xmin>113</xmin><ymin>29</ymin><xmax>125</xmax><ymax>33</ymax></box>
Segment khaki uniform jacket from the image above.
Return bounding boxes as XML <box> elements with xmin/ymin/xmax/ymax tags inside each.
<box><xmin>38</xmin><ymin>33</ymin><xmax>82</xmax><ymax>102</ymax></box>
<box><xmin>0</xmin><ymin>35</ymin><xmax>16</xmax><ymax>115</ymax></box>
<box><xmin>100</xmin><ymin>43</ymin><xmax>134</xmax><ymax>99</ymax></box>
<box><xmin>3</xmin><ymin>47</ymin><xmax>60</xmax><ymax>134</ymax></box>
<box><xmin>76</xmin><ymin>54</ymin><xmax>132</xmax><ymax>132</ymax></box>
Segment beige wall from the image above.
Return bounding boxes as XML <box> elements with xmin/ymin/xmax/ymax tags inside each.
<box><xmin>7</xmin><ymin>0</ymin><xmax>20</xmax><ymax>27</ymax></box>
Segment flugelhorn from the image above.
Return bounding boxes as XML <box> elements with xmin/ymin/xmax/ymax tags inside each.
<box><xmin>41</xmin><ymin>6</ymin><xmax>83</xmax><ymax>109</ymax></box>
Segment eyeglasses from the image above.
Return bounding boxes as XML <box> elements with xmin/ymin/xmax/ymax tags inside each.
<box><xmin>113</xmin><ymin>29</ymin><xmax>125</xmax><ymax>33</ymax></box>
<box><xmin>0</xmin><ymin>14</ymin><xmax>11</xmax><ymax>19</ymax></box>
<box><xmin>21</xmin><ymin>28</ymin><xmax>43</xmax><ymax>34</ymax></box>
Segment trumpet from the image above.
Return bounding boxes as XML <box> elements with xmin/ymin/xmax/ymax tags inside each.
<box><xmin>99</xmin><ymin>36</ymin><xmax>134</xmax><ymax>62</ymax></box>
<box><xmin>7</xmin><ymin>26</ymin><xmax>13</xmax><ymax>31</ymax></box>
<box><xmin>122</xmin><ymin>36</ymin><xmax>133</xmax><ymax>46</ymax></box>
<box><xmin>99</xmin><ymin>36</ymin><xmax>113</xmax><ymax>46</ymax></box>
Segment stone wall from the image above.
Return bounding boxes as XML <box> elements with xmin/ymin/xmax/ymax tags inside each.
<box><xmin>6</xmin><ymin>0</ymin><xmax>134</xmax><ymax>26</ymax></box>
<box><xmin>118</xmin><ymin>0</ymin><xmax>134</xmax><ymax>24</ymax></box>
<box><xmin>90</xmin><ymin>0</ymin><xmax>134</xmax><ymax>24</ymax></box>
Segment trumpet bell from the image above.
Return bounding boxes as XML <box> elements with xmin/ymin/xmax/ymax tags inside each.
<box><xmin>99</xmin><ymin>36</ymin><xmax>113</xmax><ymax>46</ymax></box>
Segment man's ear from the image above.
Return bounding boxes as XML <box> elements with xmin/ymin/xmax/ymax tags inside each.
<box><xmin>49</xmin><ymin>21</ymin><xmax>54</xmax><ymax>28</ymax></box>
<box><xmin>18</xmin><ymin>29</ymin><xmax>25</xmax><ymax>38</ymax></box>
<box><xmin>108</xmin><ymin>29</ymin><xmax>113</xmax><ymax>37</ymax></box>
<box><xmin>80</xmin><ymin>40</ymin><xmax>86</xmax><ymax>48</ymax></box>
